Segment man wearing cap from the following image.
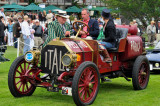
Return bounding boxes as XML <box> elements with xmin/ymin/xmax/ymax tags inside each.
<box><xmin>43</xmin><ymin>10</ymin><xmax>72</xmax><ymax>47</ymax></box>
<box><xmin>147</xmin><ymin>21</ymin><xmax>156</xmax><ymax>46</ymax></box>
<box><xmin>21</xmin><ymin>15</ymin><xmax>31</xmax><ymax>54</ymax></box>
<box><xmin>32</xmin><ymin>19</ymin><xmax>43</xmax><ymax>47</ymax></box>
<box><xmin>78</xmin><ymin>8</ymin><xmax>99</xmax><ymax>39</ymax></box>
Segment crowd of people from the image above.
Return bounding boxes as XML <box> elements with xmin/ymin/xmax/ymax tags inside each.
<box><xmin>0</xmin><ymin>7</ymin><xmax>159</xmax><ymax>61</ymax></box>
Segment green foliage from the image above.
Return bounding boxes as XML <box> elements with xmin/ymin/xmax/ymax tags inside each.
<box><xmin>69</xmin><ymin>14</ymin><xmax>75</xmax><ymax>21</ymax></box>
<box><xmin>29</xmin><ymin>0</ymin><xmax>35</xmax><ymax>4</ymax></box>
<box><xmin>102</xmin><ymin>0</ymin><xmax>160</xmax><ymax>27</ymax></box>
<box><xmin>72</xmin><ymin>0</ymin><xmax>80</xmax><ymax>8</ymax></box>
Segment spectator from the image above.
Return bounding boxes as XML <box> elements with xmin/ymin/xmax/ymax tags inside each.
<box><xmin>78</xmin><ymin>8</ymin><xmax>99</xmax><ymax>39</ymax></box>
<box><xmin>31</xmin><ymin>12</ymin><xmax>36</xmax><ymax>20</ymax></box>
<box><xmin>32</xmin><ymin>19</ymin><xmax>43</xmax><ymax>47</ymax></box>
<box><xmin>0</xmin><ymin>15</ymin><xmax>6</xmax><ymax>46</ymax></box>
<box><xmin>156</xmin><ymin>21</ymin><xmax>160</xmax><ymax>42</ymax></box>
<box><xmin>28</xmin><ymin>18</ymin><xmax>34</xmax><ymax>49</ymax></box>
<box><xmin>146</xmin><ymin>21</ymin><xmax>156</xmax><ymax>46</ymax></box>
<box><xmin>38</xmin><ymin>12</ymin><xmax>43</xmax><ymax>22</ymax></box>
<box><xmin>43</xmin><ymin>10</ymin><xmax>71</xmax><ymax>47</ymax></box>
<box><xmin>21</xmin><ymin>15</ymin><xmax>31</xmax><ymax>54</ymax></box>
<box><xmin>130</xmin><ymin>21</ymin><xmax>134</xmax><ymax>25</ymax></box>
<box><xmin>46</xmin><ymin>10</ymin><xmax>53</xmax><ymax>24</ymax></box>
<box><xmin>0</xmin><ymin>8</ymin><xmax>6</xmax><ymax>23</ymax></box>
<box><xmin>42</xmin><ymin>10</ymin><xmax>46</xmax><ymax>22</ymax></box>
<box><xmin>13</xmin><ymin>16</ymin><xmax>23</xmax><ymax>54</ymax></box>
<box><xmin>7</xmin><ymin>18</ymin><xmax>14</xmax><ymax>46</ymax></box>
<box><xmin>42</xmin><ymin>22</ymin><xmax>48</xmax><ymax>41</ymax></box>
<box><xmin>133</xmin><ymin>20</ymin><xmax>138</xmax><ymax>26</ymax></box>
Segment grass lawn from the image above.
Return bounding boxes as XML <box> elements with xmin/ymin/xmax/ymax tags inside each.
<box><xmin>0</xmin><ymin>46</ymin><xmax>160</xmax><ymax>106</ymax></box>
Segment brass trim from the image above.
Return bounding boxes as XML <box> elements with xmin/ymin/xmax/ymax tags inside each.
<box><xmin>24</xmin><ymin>50</ymin><xmax>41</xmax><ymax>63</ymax></box>
<box><xmin>75</xmin><ymin>28</ymin><xmax>81</xmax><ymax>38</ymax></box>
<box><xmin>70</xmin><ymin>38</ymin><xmax>94</xmax><ymax>62</ymax></box>
<box><xmin>62</xmin><ymin>53</ymin><xmax>77</xmax><ymax>67</ymax></box>
<box><xmin>47</xmin><ymin>37</ymin><xmax>94</xmax><ymax>61</ymax></box>
<box><xmin>47</xmin><ymin>40</ymin><xmax>73</xmax><ymax>53</ymax></box>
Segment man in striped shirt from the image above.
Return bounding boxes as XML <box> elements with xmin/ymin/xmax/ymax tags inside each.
<box><xmin>43</xmin><ymin>11</ymin><xmax>72</xmax><ymax>47</ymax></box>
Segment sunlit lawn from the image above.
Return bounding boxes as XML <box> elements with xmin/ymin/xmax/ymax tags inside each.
<box><xmin>0</xmin><ymin>46</ymin><xmax>160</xmax><ymax>106</ymax></box>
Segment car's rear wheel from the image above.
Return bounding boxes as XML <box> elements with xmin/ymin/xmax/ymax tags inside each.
<box><xmin>72</xmin><ymin>61</ymin><xmax>100</xmax><ymax>106</ymax></box>
<box><xmin>132</xmin><ymin>56</ymin><xmax>150</xmax><ymax>90</ymax></box>
<box><xmin>8</xmin><ymin>56</ymin><xmax>36</xmax><ymax>97</ymax></box>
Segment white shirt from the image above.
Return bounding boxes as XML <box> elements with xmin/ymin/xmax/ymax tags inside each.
<box><xmin>0</xmin><ymin>11</ymin><xmax>6</xmax><ymax>24</ymax></box>
<box><xmin>22</xmin><ymin>21</ymin><xmax>31</xmax><ymax>36</ymax></box>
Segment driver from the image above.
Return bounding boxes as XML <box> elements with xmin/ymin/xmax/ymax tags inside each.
<box><xmin>43</xmin><ymin>10</ymin><xmax>72</xmax><ymax>47</ymax></box>
<box><xmin>77</xmin><ymin>8</ymin><xmax>99</xmax><ymax>39</ymax></box>
<box><xmin>99</xmin><ymin>9</ymin><xmax>116</xmax><ymax>63</ymax></box>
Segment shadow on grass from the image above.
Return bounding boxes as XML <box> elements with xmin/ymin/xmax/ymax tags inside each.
<box><xmin>98</xmin><ymin>81</ymin><xmax>134</xmax><ymax>96</ymax></box>
<box><xmin>150</xmin><ymin>71</ymin><xmax>160</xmax><ymax>74</ymax></box>
<box><xmin>19</xmin><ymin>81</ymin><xmax>133</xmax><ymax>104</ymax></box>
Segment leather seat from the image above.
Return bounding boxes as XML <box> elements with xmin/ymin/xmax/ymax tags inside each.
<box><xmin>108</xmin><ymin>28</ymin><xmax>128</xmax><ymax>52</ymax></box>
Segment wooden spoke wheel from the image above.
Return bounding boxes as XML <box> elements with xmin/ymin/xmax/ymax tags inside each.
<box><xmin>8</xmin><ymin>56</ymin><xmax>36</xmax><ymax>97</ymax></box>
<box><xmin>72</xmin><ymin>61</ymin><xmax>100</xmax><ymax>106</ymax></box>
<box><xmin>132</xmin><ymin>56</ymin><xmax>150</xmax><ymax>90</ymax></box>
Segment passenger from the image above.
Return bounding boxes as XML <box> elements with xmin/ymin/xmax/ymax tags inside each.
<box><xmin>78</xmin><ymin>8</ymin><xmax>99</xmax><ymax>39</ymax></box>
<box><xmin>43</xmin><ymin>10</ymin><xmax>72</xmax><ymax>47</ymax></box>
<box><xmin>99</xmin><ymin>9</ymin><xmax>116</xmax><ymax>63</ymax></box>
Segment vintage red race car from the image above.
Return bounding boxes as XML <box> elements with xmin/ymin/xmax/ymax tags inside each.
<box><xmin>8</xmin><ymin>21</ymin><xmax>150</xmax><ymax>106</ymax></box>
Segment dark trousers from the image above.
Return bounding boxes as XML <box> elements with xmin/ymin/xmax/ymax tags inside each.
<box><xmin>0</xmin><ymin>36</ymin><xmax>6</xmax><ymax>46</ymax></box>
<box><xmin>14</xmin><ymin>37</ymin><xmax>17</xmax><ymax>48</ymax></box>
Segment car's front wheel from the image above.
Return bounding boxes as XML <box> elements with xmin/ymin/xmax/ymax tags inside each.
<box><xmin>8</xmin><ymin>56</ymin><xmax>36</xmax><ymax>97</ymax></box>
<box><xmin>72</xmin><ymin>61</ymin><xmax>100</xmax><ymax>106</ymax></box>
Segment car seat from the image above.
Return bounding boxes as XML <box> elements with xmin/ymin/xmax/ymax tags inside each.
<box><xmin>108</xmin><ymin>28</ymin><xmax>128</xmax><ymax>52</ymax></box>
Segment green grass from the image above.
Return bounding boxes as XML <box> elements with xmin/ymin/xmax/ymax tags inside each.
<box><xmin>1</xmin><ymin>47</ymin><xmax>160</xmax><ymax>106</ymax></box>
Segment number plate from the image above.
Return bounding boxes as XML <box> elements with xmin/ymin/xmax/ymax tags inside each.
<box><xmin>62</xmin><ymin>87</ymin><xmax>72</xmax><ymax>96</ymax></box>
<box><xmin>150</xmin><ymin>64</ymin><xmax>153</xmax><ymax>70</ymax></box>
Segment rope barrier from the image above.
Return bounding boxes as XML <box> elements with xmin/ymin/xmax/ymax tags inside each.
<box><xmin>0</xmin><ymin>39</ymin><xmax>39</xmax><ymax>57</ymax></box>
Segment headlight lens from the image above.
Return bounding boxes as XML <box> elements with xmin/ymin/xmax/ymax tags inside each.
<box><xmin>155</xmin><ymin>63</ymin><xmax>159</xmax><ymax>67</ymax></box>
<box><xmin>25</xmin><ymin>52</ymin><xmax>34</xmax><ymax>62</ymax></box>
<box><xmin>62</xmin><ymin>55</ymin><xmax>72</xmax><ymax>66</ymax></box>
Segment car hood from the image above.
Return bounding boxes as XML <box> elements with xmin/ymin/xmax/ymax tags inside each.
<box><xmin>146</xmin><ymin>53</ymin><xmax>160</xmax><ymax>62</ymax></box>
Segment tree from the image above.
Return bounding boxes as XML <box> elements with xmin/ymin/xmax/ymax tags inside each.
<box><xmin>72</xmin><ymin>0</ymin><xmax>80</xmax><ymax>8</ymax></box>
<box><xmin>28</xmin><ymin>0</ymin><xmax>35</xmax><ymax>4</ymax></box>
<box><xmin>102</xmin><ymin>0</ymin><xmax>160</xmax><ymax>27</ymax></box>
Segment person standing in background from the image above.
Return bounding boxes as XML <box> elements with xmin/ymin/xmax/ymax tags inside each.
<box><xmin>32</xmin><ymin>19</ymin><xmax>43</xmax><ymax>47</ymax></box>
<box><xmin>7</xmin><ymin>18</ymin><xmax>14</xmax><ymax>46</ymax></box>
<box><xmin>38</xmin><ymin>12</ymin><xmax>43</xmax><ymax>23</ymax></box>
<box><xmin>21</xmin><ymin>15</ymin><xmax>31</xmax><ymax>54</ymax></box>
<box><xmin>156</xmin><ymin>21</ymin><xmax>160</xmax><ymax>42</ymax></box>
<box><xmin>147</xmin><ymin>21</ymin><xmax>156</xmax><ymax>46</ymax></box>
<box><xmin>0</xmin><ymin>15</ymin><xmax>6</xmax><ymax>46</ymax></box>
<box><xmin>46</xmin><ymin>10</ymin><xmax>53</xmax><ymax>24</ymax></box>
<box><xmin>42</xmin><ymin>10</ymin><xmax>46</xmax><ymax>23</ymax></box>
<box><xmin>13</xmin><ymin>16</ymin><xmax>23</xmax><ymax>54</ymax></box>
<box><xmin>133</xmin><ymin>20</ymin><xmax>138</xmax><ymax>26</ymax></box>
<box><xmin>0</xmin><ymin>8</ymin><xmax>6</xmax><ymax>23</ymax></box>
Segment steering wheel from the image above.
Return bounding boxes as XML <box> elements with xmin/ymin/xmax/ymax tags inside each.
<box><xmin>73</xmin><ymin>21</ymin><xmax>90</xmax><ymax>35</ymax></box>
